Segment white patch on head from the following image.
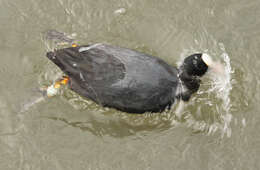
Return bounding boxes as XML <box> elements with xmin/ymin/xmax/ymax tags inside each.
<box><xmin>202</xmin><ymin>53</ymin><xmax>213</xmax><ymax>66</ymax></box>
<box><xmin>73</xmin><ymin>63</ymin><xmax>77</xmax><ymax>67</ymax></box>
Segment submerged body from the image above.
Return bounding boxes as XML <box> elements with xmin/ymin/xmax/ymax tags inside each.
<box><xmin>47</xmin><ymin>43</ymin><xmax>208</xmax><ymax>113</ymax></box>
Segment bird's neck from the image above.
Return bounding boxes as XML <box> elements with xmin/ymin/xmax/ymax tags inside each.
<box><xmin>176</xmin><ymin>68</ymin><xmax>201</xmax><ymax>101</ymax></box>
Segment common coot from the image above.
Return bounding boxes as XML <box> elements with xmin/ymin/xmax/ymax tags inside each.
<box><xmin>46</xmin><ymin>43</ymin><xmax>217</xmax><ymax>113</ymax></box>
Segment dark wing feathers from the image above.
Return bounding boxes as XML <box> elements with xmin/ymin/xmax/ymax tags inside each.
<box><xmin>47</xmin><ymin>44</ymin><xmax>178</xmax><ymax>113</ymax></box>
<box><xmin>52</xmin><ymin>46</ymin><xmax>126</xmax><ymax>86</ymax></box>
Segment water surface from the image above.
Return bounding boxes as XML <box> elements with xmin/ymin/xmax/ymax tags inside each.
<box><xmin>0</xmin><ymin>0</ymin><xmax>260</xmax><ymax>169</ymax></box>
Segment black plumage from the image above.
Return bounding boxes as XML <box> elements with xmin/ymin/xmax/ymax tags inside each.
<box><xmin>46</xmin><ymin>44</ymin><xmax>208</xmax><ymax>113</ymax></box>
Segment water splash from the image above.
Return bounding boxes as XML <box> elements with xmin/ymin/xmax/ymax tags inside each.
<box><xmin>207</xmin><ymin>49</ymin><xmax>233</xmax><ymax>137</ymax></box>
<box><xmin>19</xmin><ymin>96</ymin><xmax>45</xmax><ymax>113</ymax></box>
<box><xmin>178</xmin><ymin>46</ymin><xmax>233</xmax><ymax>137</ymax></box>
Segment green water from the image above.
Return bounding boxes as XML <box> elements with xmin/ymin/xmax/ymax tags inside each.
<box><xmin>0</xmin><ymin>0</ymin><xmax>260</xmax><ymax>169</ymax></box>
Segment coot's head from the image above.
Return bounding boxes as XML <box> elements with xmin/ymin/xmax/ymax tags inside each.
<box><xmin>182</xmin><ymin>53</ymin><xmax>215</xmax><ymax>77</ymax></box>
<box><xmin>177</xmin><ymin>53</ymin><xmax>221</xmax><ymax>101</ymax></box>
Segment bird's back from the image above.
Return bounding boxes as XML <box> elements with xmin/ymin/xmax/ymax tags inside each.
<box><xmin>47</xmin><ymin>44</ymin><xmax>179</xmax><ymax>113</ymax></box>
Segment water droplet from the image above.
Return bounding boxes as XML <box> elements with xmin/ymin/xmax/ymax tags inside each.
<box><xmin>114</xmin><ymin>8</ymin><xmax>126</xmax><ymax>15</ymax></box>
<box><xmin>242</xmin><ymin>118</ymin><xmax>246</xmax><ymax>127</ymax></box>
